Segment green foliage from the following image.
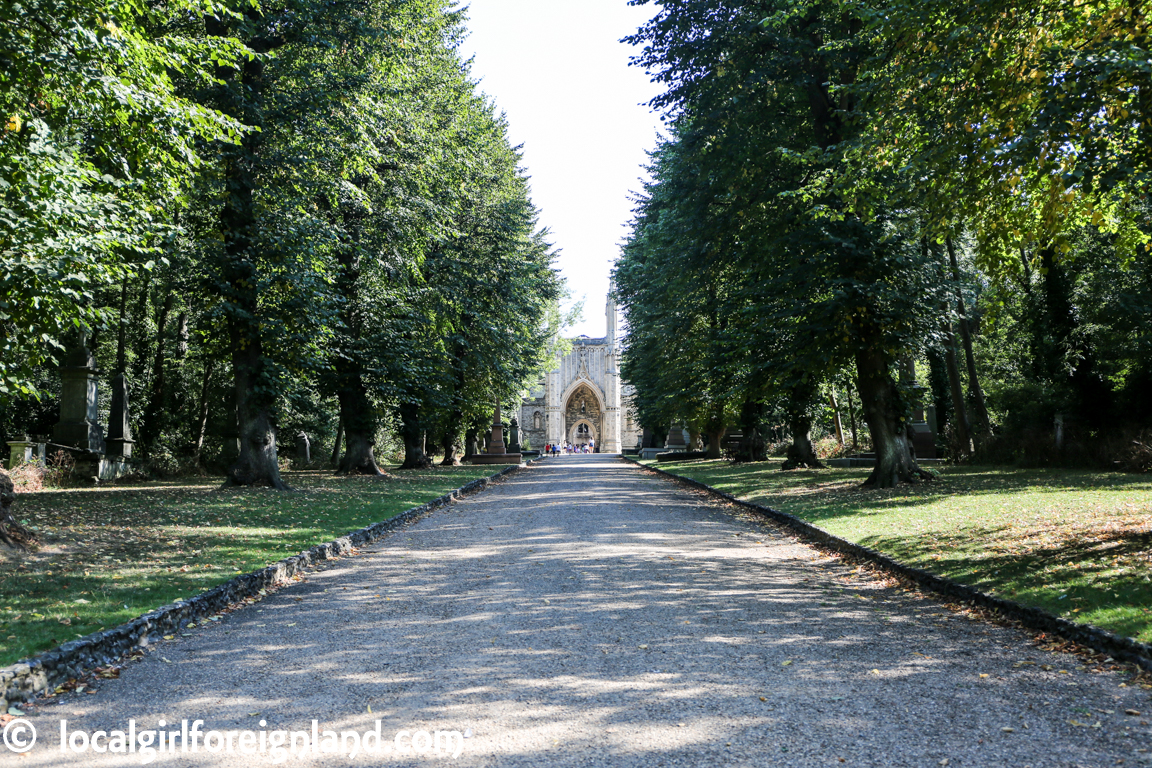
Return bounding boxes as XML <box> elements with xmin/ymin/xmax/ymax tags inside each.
<box><xmin>0</xmin><ymin>0</ymin><xmax>246</xmax><ymax>397</ymax></box>
<box><xmin>1</xmin><ymin>0</ymin><xmax>564</xmax><ymax>481</ymax></box>
<box><xmin>620</xmin><ymin>0</ymin><xmax>1152</xmax><ymax>475</ymax></box>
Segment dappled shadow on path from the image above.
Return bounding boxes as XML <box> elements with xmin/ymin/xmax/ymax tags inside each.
<box><xmin>27</xmin><ymin>457</ymin><xmax>1144</xmax><ymax>767</ymax></box>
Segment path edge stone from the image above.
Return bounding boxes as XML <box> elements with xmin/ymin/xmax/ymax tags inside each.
<box><xmin>0</xmin><ymin>461</ymin><xmax>537</xmax><ymax>710</ymax></box>
<box><xmin>623</xmin><ymin>456</ymin><xmax>1152</xmax><ymax>672</ymax></box>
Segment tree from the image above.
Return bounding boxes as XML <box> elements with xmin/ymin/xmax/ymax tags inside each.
<box><xmin>0</xmin><ymin>0</ymin><xmax>245</xmax><ymax>399</ymax></box>
<box><xmin>624</xmin><ymin>1</ymin><xmax>943</xmax><ymax>485</ymax></box>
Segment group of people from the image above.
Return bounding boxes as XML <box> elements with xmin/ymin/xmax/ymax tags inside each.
<box><xmin>545</xmin><ymin>441</ymin><xmax>595</xmax><ymax>456</ymax></box>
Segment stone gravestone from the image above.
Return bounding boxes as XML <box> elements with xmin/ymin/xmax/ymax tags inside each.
<box><xmin>507</xmin><ymin>417</ymin><xmax>522</xmax><ymax>454</ymax></box>
<box><xmin>52</xmin><ymin>334</ymin><xmax>105</xmax><ymax>454</ymax></box>
<box><xmin>488</xmin><ymin>403</ymin><xmax>506</xmax><ymax>455</ymax></box>
<box><xmin>296</xmin><ymin>432</ymin><xmax>311</xmax><ymax>465</ymax></box>
<box><xmin>910</xmin><ymin>406</ymin><xmax>936</xmax><ymax>460</ymax></box>
<box><xmin>105</xmin><ymin>373</ymin><xmax>134</xmax><ymax>459</ymax></box>
<box><xmin>7</xmin><ymin>437</ymin><xmax>32</xmax><ymax>470</ymax></box>
<box><xmin>664</xmin><ymin>422</ymin><xmax>687</xmax><ymax>452</ymax></box>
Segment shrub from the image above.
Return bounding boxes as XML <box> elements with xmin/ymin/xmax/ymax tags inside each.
<box><xmin>1120</xmin><ymin>430</ymin><xmax>1152</xmax><ymax>473</ymax></box>
<box><xmin>814</xmin><ymin>437</ymin><xmax>851</xmax><ymax>460</ymax></box>
<box><xmin>9</xmin><ymin>461</ymin><xmax>45</xmax><ymax>493</ymax></box>
<box><xmin>8</xmin><ymin>451</ymin><xmax>76</xmax><ymax>491</ymax></box>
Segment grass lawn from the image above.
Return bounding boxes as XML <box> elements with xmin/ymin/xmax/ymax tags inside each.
<box><xmin>0</xmin><ymin>465</ymin><xmax>498</xmax><ymax>666</ymax></box>
<box><xmin>643</xmin><ymin>459</ymin><xmax>1152</xmax><ymax>644</ymax></box>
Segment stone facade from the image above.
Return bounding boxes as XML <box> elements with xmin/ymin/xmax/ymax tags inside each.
<box><xmin>519</xmin><ymin>290</ymin><xmax>641</xmax><ymax>453</ymax></box>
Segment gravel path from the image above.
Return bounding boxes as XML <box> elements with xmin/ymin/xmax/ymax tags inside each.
<box><xmin>15</xmin><ymin>455</ymin><xmax>1151</xmax><ymax>767</ymax></box>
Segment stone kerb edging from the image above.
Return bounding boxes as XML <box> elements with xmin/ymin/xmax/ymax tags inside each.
<box><xmin>624</xmin><ymin>457</ymin><xmax>1152</xmax><ymax>672</ymax></box>
<box><xmin>0</xmin><ymin>462</ymin><xmax>531</xmax><ymax>711</ymax></box>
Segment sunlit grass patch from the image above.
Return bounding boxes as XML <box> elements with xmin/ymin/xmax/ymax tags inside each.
<box><xmin>644</xmin><ymin>459</ymin><xmax>1152</xmax><ymax>643</ymax></box>
<box><xmin>0</xmin><ymin>466</ymin><xmax>496</xmax><ymax>666</ymax></box>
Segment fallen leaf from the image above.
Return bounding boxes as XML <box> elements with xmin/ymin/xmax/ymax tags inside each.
<box><xmin>979</xmin><ymin>674</ymin><xmax>989</xmax><ymax>679</ymax></box>
<box><xmin>1001</xmin><ymin>727</ymin><xmax>1014</xmax><ymax>733</ymax></box>
<box><xmin>638</xmin><ymin>644</ymin><xmax>649</xmax><ymax>650</ymax></box>
<box><xmin>161</xmin><ymin>658</ymin><xmax>171</xmax><ymax>664</ymax></box>
<box><xmin>163</xmin><ymin>635</ymin><xmax>174</xmax><ymax>641</ymax></box>
<box><xmin>8</xmin><ymin>707</ymin><xmax>25</xmax><ymax>717</ymax></box>
<box><xmin>759</xmin><ymin>697</ymin><xmax>767</xmax><ymax>702</ymax></box>
<box><xmin>1126</xmin><ymin>710</ymin><xmax>1142</xmax><ymax>716</ymax></box>
<box><xmin>781</xmin><ymin>660</ymin><xmax>793</xmax><ymax>667</ymax></box>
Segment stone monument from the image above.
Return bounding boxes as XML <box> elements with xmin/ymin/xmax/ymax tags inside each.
<box><xmin>105</xmin><ymin>372</ymin><xmax>134</xmax><ymax>459</ymax></box>
<box><xmin>470</xmin><ymin>403</ymin><xmax>523</xmax><ymax>465</ymax></box>
<box><xmin>507</xmin><ymin>417</ymin><xmax>522</xmax><ymax>454</ymax></box>
<box><xmin>52</xmin><ymin>334</ymin><xmax>105</xmax><ymax>454</ymax></box>
<box><xmin>49</xmin><ymin>333</ymin><xmax>136</xmax><ymax>481</ymax></box>
<box><xmin>664</xmin><ymin>422</ymin><xmax>687</xmax><ymax>452</ymax></box>
<box><xmin>296</xmin><ymin>432</ymin><xmax>311</xmax><ymax>464</ymax></box>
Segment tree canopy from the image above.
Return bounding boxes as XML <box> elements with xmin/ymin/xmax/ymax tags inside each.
<box><xmin>2</xmin><ymin>0</ymin><xmax>566</xmax><ymax>484</ymax></box>
<box><xmin>617</xmin><ymin>0</ymin><xmax>1152</xmax><ymax>482</ymax></box>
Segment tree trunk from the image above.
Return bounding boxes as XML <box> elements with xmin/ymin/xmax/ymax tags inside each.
<box><xmin>926</xmin><ymin>346</ymin><xmax>952</xmax><ymax>437</ymax></box>
<box><xmin>399</xmin><ymin>402</ymin><xmax>431</xmax><ymax>469</ymax></box>
<box><xmin>209</xmin><ymin>16</ymin><xmax>286</xmax><ymax>489</ymax></box>
<box><xmin>846</xmin><ymin>381</ymin><xmax>859</xmax><ymax>451</ymax></box>
<box><xmin>736</xmin><ymin>396</ymin><xmax>767</xmax><ymax>462</ymax></box>
<box><xmin>176</xmin><ymin>312</ymin><xmax>189</xmax><ymax>359</ymax></box>
<box><xmin>129</xmin><ymin>270</ymin><xmax>152</xmax><ymax>381</ymax></box>
<box><xmin>191</xmin><ymin>357</ymin><xmax>215</xmax><ymax>466</ymax></box>
<box><xmin>943</xmin><ymin>320</ymin><xmax>973</xmax><ymax>459</ymax></box>
<box><xmin>706</xmin><ymin>428</ymin><xmax>725</xmax><ymax>459</ymax></box>
<box><xmin>330</xmin><ymin>418</ymin><xmax>343</xmax><ymax>467</ymax></box>
<box><xmin>139</xmin><ymin>287</ymin><xmax>174</xmax><ymax>451</ymax></box>
<box><xmin>933</xmin><ymin>238</ymin><xmax>972</xmax><ymax>459</ymax></box>
<box><xmin>440</xmin><ymin>410</ymin><xmax>463</xmax><ymax>466</ymax></box>
<box><xmin>946</xmin><ymin>237</ymin><xmax>991</xmax><ymax>438</ymax></box>
<box><xmin>829</xmin><ymin>389</ymin><xmax>845</xmax><ymax>446</ymax></box>
<box><xmin>340</xmin><ymin>428</ymin><xmax>382</xmax><ymax>475</ymax></box>
<box><xmin>782</xmin><ymin>413</ymin><xmax>824</xmax><ymax>470</ymax></box>
<box><xmin>0</xmin><ymin>471</ymin><xmax>35</xmax><ymax>550</ymax></box>
<box><xmin>227</xmin><ymin>335</ymin><xmax>288</xmax><ymax>489</ymax></box>
<box><xmin>1039</xmin><ymin>247</ymin><xmax>1112</xmax><ymax>427</ymax></box>
<box><xmin>335</xmin><ymin>359</ymin><xmax>383</xmax><ymax>476</ymax></box>
<box><xmin>854</xmin><ymin>346</ymin><xmax>932</xmax><ymax>488</ymax></box>
<box><xmin>115</xmin><ymin>275</ymin><xmax>129</xmax><ymax>373</ymax></box>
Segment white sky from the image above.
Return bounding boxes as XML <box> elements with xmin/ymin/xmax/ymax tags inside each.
<box><xmin>458</xmin><ymin>0</ymin><xmax>665</xmax><ymax>338</ymax></box>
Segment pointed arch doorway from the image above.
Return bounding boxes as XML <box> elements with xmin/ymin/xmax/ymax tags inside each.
<box><xmin>564</xmin><ymin>382</ymin><xmax>602</xmax><ymax>449</ymax></box>
<box><xmin>569</xmin><ymin>419</ymin><xmax>597</xmax><ymax>449</ymax></box>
